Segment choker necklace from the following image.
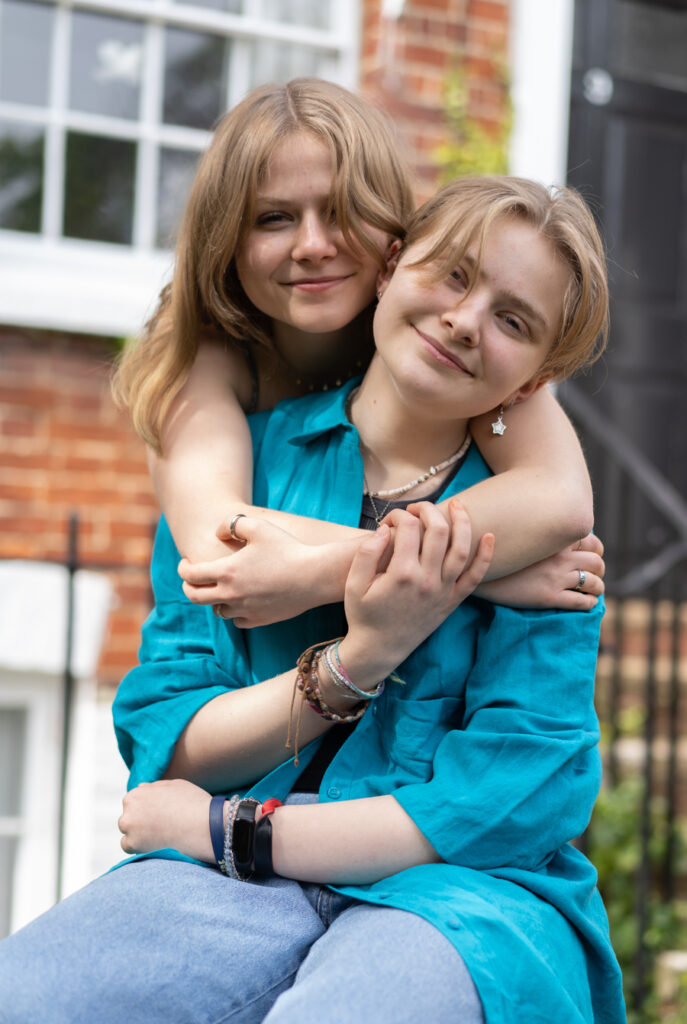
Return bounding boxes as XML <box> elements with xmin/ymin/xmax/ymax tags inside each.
<box><xmin>364</xmin><ymin>432</ymin><xmax>472</xmax><ymax>525</ymax></box>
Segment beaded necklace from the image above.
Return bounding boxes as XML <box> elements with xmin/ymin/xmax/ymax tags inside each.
<box><xmin>363</xmin><ymin>430</ymin><xmax>471</xmax><ymax>526</ymax></box>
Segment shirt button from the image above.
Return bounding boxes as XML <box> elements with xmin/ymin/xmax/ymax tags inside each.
<box><xmin>327</xmin><ymin>786</ymin><xmax>341</xmax><ymax>800</ymax></box>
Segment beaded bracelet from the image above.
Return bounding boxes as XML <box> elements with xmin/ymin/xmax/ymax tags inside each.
<box><xmin>286</xmin><ymin>639</ymin><xmax>367</xmax><ymax>766</ymax></box>
<box><xmin>325</xmin><ymin>642</ymin><xmax>386</xmax><ymax>701</ymax></box>
<box><xmin>220</xmin><ymin>794</ymin><xmax>241</xmax><ymax>878</ymax></box>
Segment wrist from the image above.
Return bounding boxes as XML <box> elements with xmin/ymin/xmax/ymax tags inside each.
<box><xmin>337</xmin><ymin>634</ymin><xmax>394</xmax><ymax>691</ymax></box>
<box><xmin>311</xmin><ymin>539</ymin><xmax>359</xmax><ymax>605</ymax></box>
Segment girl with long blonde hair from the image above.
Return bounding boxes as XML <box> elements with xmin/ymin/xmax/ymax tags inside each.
<box><xmin>113</xmin><ymin>78</ymin><xmax>603</xmax><ymax>619</ymax></box>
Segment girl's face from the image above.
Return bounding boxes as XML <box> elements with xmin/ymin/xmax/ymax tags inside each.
<box><xmin>235</xmin><ymin>132</ymin><xmax>390</xmax><ymax>341</ymax></box>
<box><xmin>372</xmin><ymin>215</ymin><xmax>572</xmax><ymax>420</ymax></box>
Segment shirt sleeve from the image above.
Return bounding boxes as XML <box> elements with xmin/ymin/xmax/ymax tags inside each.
<box><xmin>112</xmin><ymin>517</ymin><xmax>250</xmax><ymax>789</ymax></box>
<box><xmin>392</xmin><ymin>600</ymin><xmax>604</xmax><ymax>872</ymax></box>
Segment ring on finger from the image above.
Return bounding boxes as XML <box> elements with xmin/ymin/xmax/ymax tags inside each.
<box><xmin>213</xmin><ymin>604</ymin><xmax>229</xmax><ymax>619</ymax></box>
<box><xmin>228</xmin><ymin>513</ymin><xmax>247</xmax><ymax>541</ymax></box>
<box><xmin>574</xmin><ymin>569</ymin><xmax>586</xmax><ymax>591</ymax></box>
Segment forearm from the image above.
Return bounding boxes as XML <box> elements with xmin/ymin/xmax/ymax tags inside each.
<box><xmin>463</xmin><ymin>387</ymin><xmax>593</xmax><ymax>579</ymax></box>
<box><xmin>450</xmin><ymin>468</ymin><xmax>591</xmax><ymax>581</ymax></box>
<box><xmin>164</xmin><ymin>669</ymin><xmax>331</xmax><ymax>790</ymax></box>
<box><xmin>271</xmin><ymin>796</ymin><xmax>440</xmax><ymax>884</ymax></box>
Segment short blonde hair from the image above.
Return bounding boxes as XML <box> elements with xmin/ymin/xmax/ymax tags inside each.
<box><xmin>403</xmin><ymin>176</ymin><xmax>609</xmax><ymax>381</ymax></box>
<box><xmin>114</xmin><ymin>78</ymin><xmax>415</xmax><ymax>451</ymax></box>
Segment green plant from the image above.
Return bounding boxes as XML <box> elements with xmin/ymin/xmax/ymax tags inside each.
<box><xmin>586</xmin><ymin>776</ymin><xmax>687</xmax><ymax>1023</ymax></box>
<box><xmin>434</xmin><ymin>63</ymin><xmax>512</xmax><ymax>181</ymax></box>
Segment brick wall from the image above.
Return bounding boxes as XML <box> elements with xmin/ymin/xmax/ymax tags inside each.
<box><xmin>360</xmin><ymin>0</ymin><xmax>509</xmax><ymax>196</ymax></box>
<box><xmin>0</xmin><ymin>1</ymin><xmax>512</xmax><ymax>691</ymax></box>
<box><xmin>0</xmin><ymin>328</ymin><xmax>156</xmax><ymax>689</ymax></box>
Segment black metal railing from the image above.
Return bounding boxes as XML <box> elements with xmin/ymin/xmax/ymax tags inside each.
<box><xmin>561</xmin><ymin>381</ymin><xmax>687</xmax><ymax>1019</ymax></box>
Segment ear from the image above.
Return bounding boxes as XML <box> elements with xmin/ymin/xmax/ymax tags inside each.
<box><xmin>503</xmin><ymin>373</ymin><xmax>552</xmax><ymax>408</ymax></box>
<box><xmin>376</xmin><ymin>239</ymin><xmax>403</xmax><ymax>296</ymax></box>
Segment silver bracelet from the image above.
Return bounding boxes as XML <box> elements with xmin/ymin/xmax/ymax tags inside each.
<box><xmin>221</xmin><ymin>795</ymin><xmax>241</xmax><ymax>879</ymax></box>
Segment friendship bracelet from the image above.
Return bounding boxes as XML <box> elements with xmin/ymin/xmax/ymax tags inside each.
<box><xmin>326</xmin><ymin>642</ymin><xmax>386</xmax><ymax>701</ymax></box>
<box><xmin>286</xmin><ymin>639</ymin><xmax>367</xmax><ymax>765</ymax></box>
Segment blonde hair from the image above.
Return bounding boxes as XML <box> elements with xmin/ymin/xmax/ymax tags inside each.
<box><xmin>403</xmin><ymin>176</ymin><xmax>609</xmax><ymax>381</ymax></box>
<box><xmin>113</xmin><ymin>78</ymin><xmax>415</xmax><ymax>451</ymax></box>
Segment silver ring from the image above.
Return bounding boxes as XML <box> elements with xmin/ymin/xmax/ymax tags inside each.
<box><xmin>575</xmin><ymin>569</ymin><xmax>586</xmax><ymax>591</ymax></box>
<box><xmin>213</xmin><ymin>604</ymin><xmax>229</xmax><ymax>619</ymax></box>
<box><xmin>228</xmin><ymin>513</ymin><xmax>247</xmax><ymax>541</ymax></box>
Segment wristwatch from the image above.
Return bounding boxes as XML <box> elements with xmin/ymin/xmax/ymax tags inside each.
<box><xmin>232</xmin><ymin>798</ymin><xmax>259</xmax><ymax>877</ymax></box>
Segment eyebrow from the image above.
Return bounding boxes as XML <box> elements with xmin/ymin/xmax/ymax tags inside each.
<box><xmin>462</xmin><ymin>253</ymin><xmax>549</xmax><ymax>333</ymax></box>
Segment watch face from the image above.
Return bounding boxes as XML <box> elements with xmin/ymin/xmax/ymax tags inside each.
<box><xmin>233</xmin><ymin>805</ymin><xmax>255</xmax><ymax>868</ymax></box>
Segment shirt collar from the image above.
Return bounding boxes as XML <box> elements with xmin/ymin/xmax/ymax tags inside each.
<box><xmin>286</xmin><ymin>376</ymin><xmax>362</xmax><ymax>447</ymax></box>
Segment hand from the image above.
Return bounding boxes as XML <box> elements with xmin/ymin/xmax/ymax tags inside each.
<box><xmin>178</xmin><ymin>516</ymin><xmax>332</xmax><ymax>627</ymax></box>
<box><xmin>118</xmin><ymin>779</ymin><xmax>214</xmax><ymax>862</ymax></box>
<box><xmin>339</xmin><ymin>499</ymin><xmax>494</xmax><ymax>687</ymax></box>
<box><xmin>478</xmin><ymin>532</ymin><xmax>605</xmax><ymax>610</ymax></box>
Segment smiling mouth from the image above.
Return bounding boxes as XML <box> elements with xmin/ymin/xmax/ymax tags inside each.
<box><xmin>285</xmin><ymin>276</ymin><xmax>352</xmax><ymax>292</ymax></box>
<box><xmin>414</xmin><ymin>327</ymin><xmax>473</xmax><ymax>375</ymax></box>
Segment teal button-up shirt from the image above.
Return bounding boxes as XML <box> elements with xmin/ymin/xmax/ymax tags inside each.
<box><xmin>114</xmin><ymin>380</ymin><xmax>625</xmax><ymax>1023</ymax></box>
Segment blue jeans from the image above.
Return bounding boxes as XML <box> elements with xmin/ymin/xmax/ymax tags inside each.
<box><xmin>0</xmin><ymin>858</ymin><xmax>483</xmax><ymax>1023</ymax></box>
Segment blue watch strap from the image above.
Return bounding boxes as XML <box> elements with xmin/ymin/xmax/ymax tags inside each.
<box><xmin>209</xmin><ymin>794</ymin><xmax>226</xmax><ymax>869</ymax></box>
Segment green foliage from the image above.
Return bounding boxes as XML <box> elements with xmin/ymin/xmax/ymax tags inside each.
<box><xmin>586</xmin><ymin>777</ymin><xmax>687</xmax><ymax>1023</ymax></box>
<box><xmin>434</xmin><ymin>64</ymin><xmax>512</xmax><ymax>182</ymax></box>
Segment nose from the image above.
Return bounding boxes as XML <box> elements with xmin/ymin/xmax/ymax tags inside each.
<box><xmin>440</xmin><ymin>293</ymin><xmax>483</xmax><ymax>348</ymax></box>
<box><xmin>291</xmin><ymin>211</ymin><xmax>338</xmax><ymax>263</ymax></box>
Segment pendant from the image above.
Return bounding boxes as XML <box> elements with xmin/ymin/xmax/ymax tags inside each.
<box><xmin>491</xmin><ymin>407</ymin><xmax>507</xmax><ymax>436</ymax></box>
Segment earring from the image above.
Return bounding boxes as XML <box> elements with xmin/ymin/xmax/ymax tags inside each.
<box><xmin>491</xmin><ymin>406</ymin><xmax>507</xmax><ymax>436</ymax></box>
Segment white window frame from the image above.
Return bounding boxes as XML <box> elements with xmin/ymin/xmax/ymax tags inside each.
<box><xmin>509</xmin><ymin>0</ymin><xmax>575</xmax><ymax>187</ymax></box>
<box><xmin>0</xmin><ymin>0</ymin><xmax>361</xmax><ymax>337</ymax></box>
<box><xmin>0</xmin><ymin>671</ymin><xmax>62</xmax><ymax>934</ymax></box>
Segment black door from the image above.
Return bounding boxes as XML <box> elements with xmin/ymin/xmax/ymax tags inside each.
<box><xmin>565</xmin><ymin>0</ymin><xmax>687</xmax><ymax>579</ymax></box>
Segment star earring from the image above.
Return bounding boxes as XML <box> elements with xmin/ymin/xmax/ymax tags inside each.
<box><xmin>491</xmin><ymin>406</ymin><xmax>507</xmax><ymax>436</ymax></box>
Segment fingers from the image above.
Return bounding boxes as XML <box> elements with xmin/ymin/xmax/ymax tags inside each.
<box><xmin>402</xmin><ymin>501</ymin><xmax>453</xmax><ymax>576</ymax></box>
<box><xmin>451</xmin><ymin>532</ymin><xmax>495</xmax><ymax>603</ymax></box>
<box><xmin>440</xmin><ymin>499</ymin><xmax>473</xmax><ymax>581</ymax></box>
<box><xmin>345</xmin><ymin>524</ymin><xmax>391</xmax><ymax>597</ymax></box>
<box><xmin>569</xmin><ymin>568</ymin><xmax>604</xmax><ymax>597</ymax></box>
<box><xmin>551</xmin><ymin>587</ymin><xmax>600</xmax><ymax>611</ymax></box>
<box><xmin>577</xmin><ymin>531</ymin><xmax>604</xmax><ymax>557</ymax></box>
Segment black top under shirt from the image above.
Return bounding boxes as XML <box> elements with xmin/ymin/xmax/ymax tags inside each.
<box><xmin>294</xmin><ymin>444</ymin><xmax>471</xmax><ymax>793</ymax></box>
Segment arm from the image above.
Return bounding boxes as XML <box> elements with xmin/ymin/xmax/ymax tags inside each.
<box><xmin>463</xmin><ymin>385</ymin><xmax>594</xmax><ymax>579</ymax></box>
<box><xmin>150</xmin><ymin>340</ymin><xmax>360</xmax><ymax>564</ymax></box>
<box><xmin>176</xmin><ymin>387</ymin><xmax>593</xmax><ymax>621</ymax></box>
<box><xmin>121</xmin><ymin>512</ymin><xmax>601</xmax><ymax>884</ymax></box>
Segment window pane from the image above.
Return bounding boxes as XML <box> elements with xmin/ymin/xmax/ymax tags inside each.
<box><xmin>612</xmin><ymin>1</ymin><xmax>687</xmax><ymax>91</ymax></box>
<box><xmin>0</xmin><ymin>837</ymin><xmax>19</xmax><ymax>939</ymax></box>
<box><xmin>157</xmin><ymin>146</ymin><xmax>200</xmax><ymax>249</ymax></box>
<box><xmin>69</xmin><ymin>10</ymin><xmax>144</xmax><ymax>120</ymax></box>
<box><xmin>63</xmin><ymin>132</ymin><xmax>136</xmax><ymax>244</ymax></box>
<box><xmin>0</xmin><ymin>708</ymin><xmax>26</xmax><ymax>816</ymax></box>
<box><xmin>0</xmin><ymin>120</ymin><xmax>43</xmax><ymax>232</ymax></box>
<box><xmin>163</xmin><ymin>27</ymin><xmax>230</xmax><ymax>130</ymax></box>
<box><xmin>248</xmin><ymin>39</ymin><xmax>324</xmax><ymax>89</ymax></box>
<box><xmin>0</xmin><ymin>0</ymin><xmax>54</xmax><ymax>106</ymax></box>
<box><xmin>263</xmin><ymin>0</ymin><xmax>331</xmax><ymax>30</ymax></box>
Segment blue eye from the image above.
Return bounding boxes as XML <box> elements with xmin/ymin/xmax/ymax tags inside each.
<box><xmin>502</xmin><ymin>314</ymin><xmax>525</xmax><ymax>334</ymax></box>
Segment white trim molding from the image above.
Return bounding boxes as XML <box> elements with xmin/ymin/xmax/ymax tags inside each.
<box><xmin>509</xmin><ymin>0</ymin><xmax>576</xmax><ymax>186</ymax></box>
